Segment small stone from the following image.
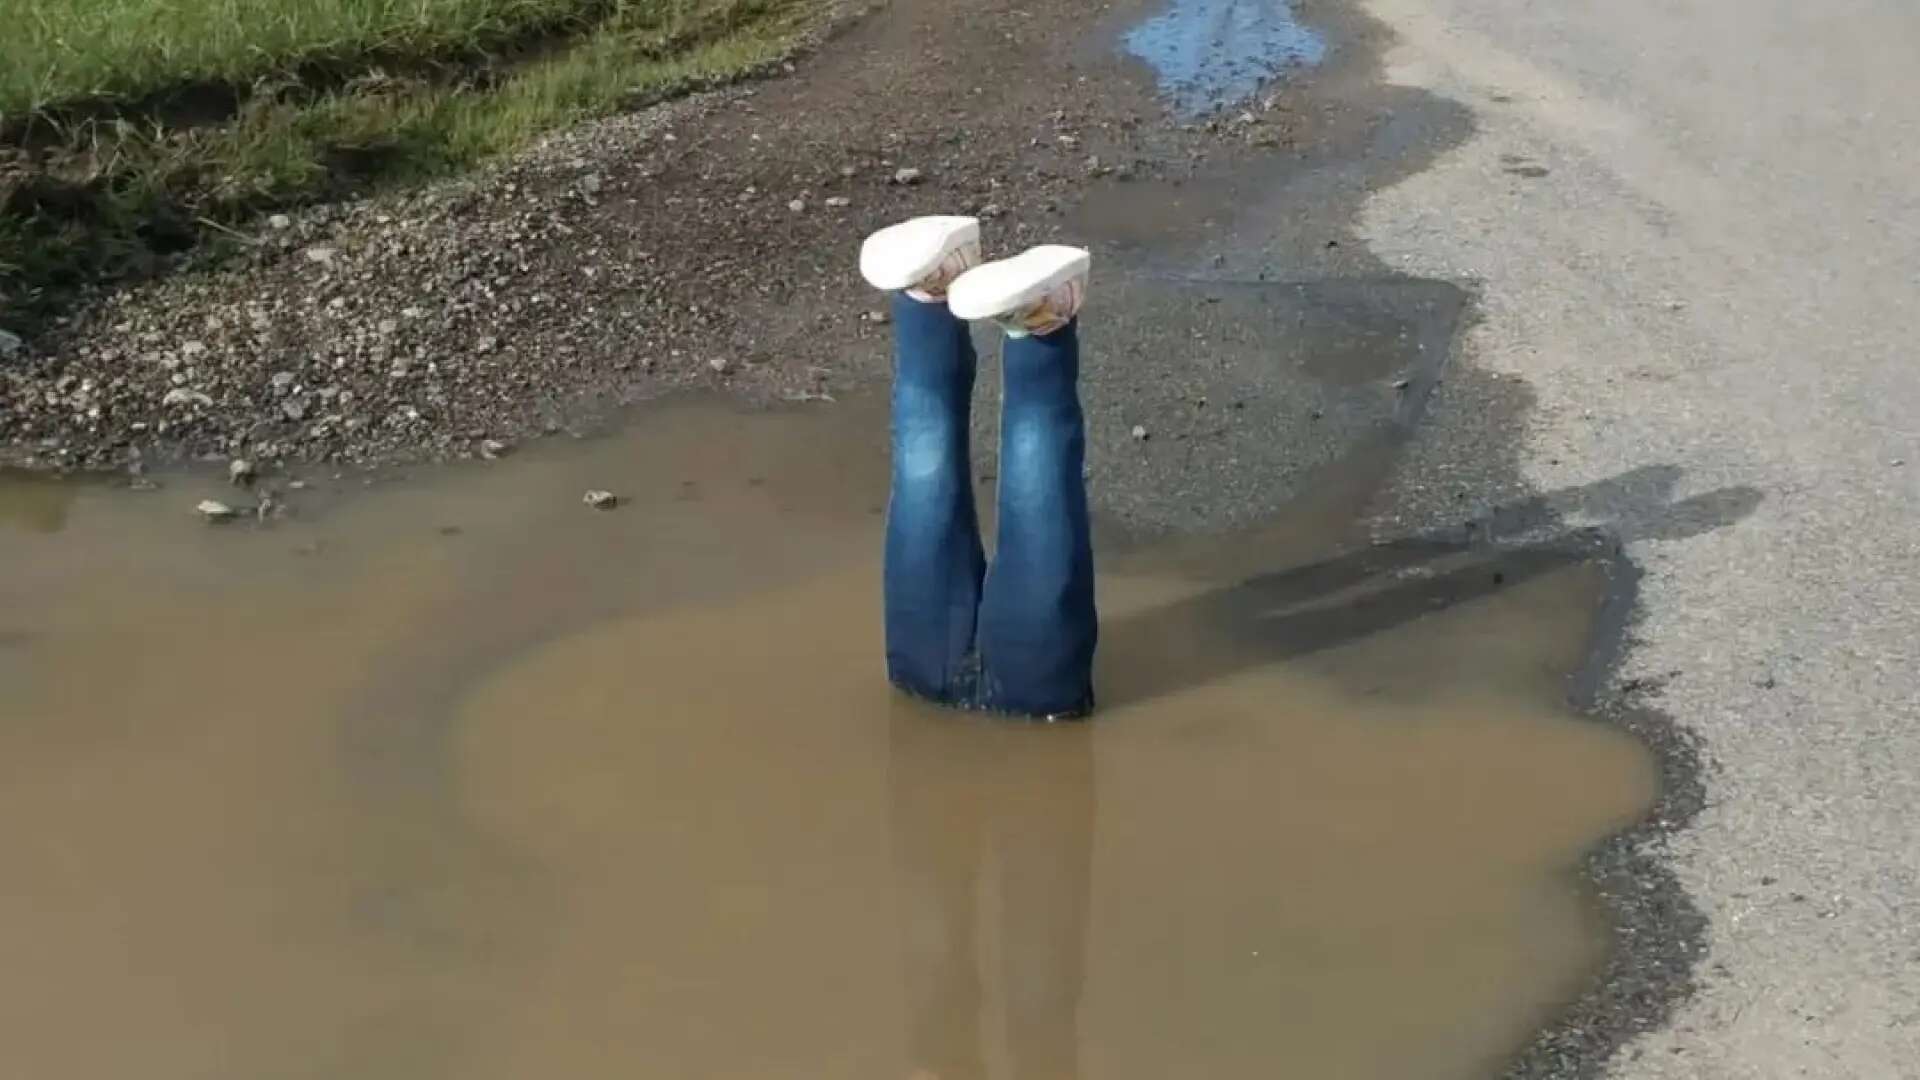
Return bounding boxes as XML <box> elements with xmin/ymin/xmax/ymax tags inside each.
<box><xmin>303</xmin><ymin>246</ymin><xmax>338</xmax><ymax>265</ymax></box>
<box><xmin>270</xmin><ymin>371</ymin><xmax>296</xmax><ymax>393</ymax></box>
<box><xmin>583</xmin><ymin>490</ymin><xmax>618</xmax><ymax>510</ymax></box>
<box><xmin>824</xmin><ymin>196</ymin><xmax>852</xmax><ymax>208</ymax></box>
<box><xmin>581</xmin><ymin>173</ymin><xmax>604</xmax><ymax>195</ymax></box>
<box><xmin>1056</xmin><ymin>134</ymin><xmax>1081</xmax><ymax>149</ymax></box>
<box><xmin>1131</xmin><ymin>424</ymin><xmax>1149</xmax><ymax>441</ymax></box>
<box><xmin>709</xmin><ymin>355</ymin><xmax>734</xmax><ymax>374</ymax></box>
<box><xmin>980</xmin><ymin>203</ymin><xmax>1006</xmax><ymax>219</ymax></box>
<box><xmin>180</xmin><ymin>340</ymin><xmax>207</xmax><ymax>358</ymax></box>
<box><xmin>1893</xmin><ymin>458</ymin><xmax>1907</xmax><ymax>467</ymax></box>
<box><xmin>162</xmin><ymin>388</ymin><xmax>213</xmax><ymax>408</ymax></box>
<box><xmin>283</xmin><ymin>400</ymin><xmax>307</xmax><ymax>422</ymax></box>
<box><xmin>268</xmin><ymin>214</ymin><xmax>292</xmax><ymax>230</ymax></box>
<box><xmin>480</xmin><ymin>439</ymin><xmax>510</xmax><ymax>460</ymax></box>
<box><xmin>788</xmin><ymin>199</ymin><xmax>807</xmax><ymax>212</ymax></box>
<box><xmin>1392</xmin><ymin>378</ymin><xmax>1412</xmax><ymax>390</ymax></box>
<box><xmin>866</xmin><ymin>309</ymin><xmax>891</xmax><ymax>325</ymax></box>
<box><xmin>892</xmin><ymin>167</ymin><xmax>924</xmax><ymax>185</ymax></box>
<box><xmin>196</xmin><ymin>499</ymin><xmax>237</xmax><ymax>521</ymax></box>
<box><xmin>840</xmin><ymin>165</ymin><xmax>857</xmax><ymax>178</ymax></box>
<box><xmin>229</xmin><ymin>459</ymin><xmax>255</xmax><ymax>486</ymax></box>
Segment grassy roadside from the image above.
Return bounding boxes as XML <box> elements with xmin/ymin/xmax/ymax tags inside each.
<box><xmin>1</xmin><ymin>0</ymin><xmax>819</xmax><ymax>331</ymax></box>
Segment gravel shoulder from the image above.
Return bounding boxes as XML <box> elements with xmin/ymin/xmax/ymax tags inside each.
<box><xmin>2</xmin><ymin>0</ymin><xmax>1290</xmax><ymax>473</ymax></box>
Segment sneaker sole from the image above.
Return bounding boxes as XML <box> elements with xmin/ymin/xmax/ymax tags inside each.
<box><xmin>947</xmin><ymin>245</ymin><xmax>1090</xmax><ymax>321</ymax></box>
<box><xmin>859</xmin><ymin>216</ymin><xmax>981</xmax><ymax>291</ymax></box>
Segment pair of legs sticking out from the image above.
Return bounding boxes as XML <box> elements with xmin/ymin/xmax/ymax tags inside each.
<box><xmin>862</xmin><ymin>216</ymin><xmax>1098</xmax><ymax>720</ymax></box>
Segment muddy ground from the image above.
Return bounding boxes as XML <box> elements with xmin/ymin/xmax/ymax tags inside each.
<box><xmin>0</xmin><ymin>0</ymin><xmax>1736</xmax><ymax>1076</ymax></box>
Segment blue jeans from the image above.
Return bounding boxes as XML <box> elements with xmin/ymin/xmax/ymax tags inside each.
<box><xmin>883</xmin><ymin>293</ymin><xmax>1098</xmax><ymax>718</ymax></box>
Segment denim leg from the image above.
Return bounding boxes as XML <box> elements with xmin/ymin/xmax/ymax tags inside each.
<box><xmin>978</xmin><ymin>320</ymin><xmax>1098</xmax><ymax>717</ymax></box>
<box><xmin>885</xmin><ymin>293</ymin><xmax>987</xmax><ymax>703</ymax></box>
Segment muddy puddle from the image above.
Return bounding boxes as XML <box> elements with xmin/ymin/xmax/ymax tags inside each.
<box><xmin>0</xmin><ymin>395</ymin><xmax>1653</xmax><ymax>1079</ymax></box>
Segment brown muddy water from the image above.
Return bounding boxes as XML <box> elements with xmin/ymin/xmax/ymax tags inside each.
<box><xmin>0</xmin><ymin>396</ymin><xmax>1654</xmax><ymax>1080</ymax></box>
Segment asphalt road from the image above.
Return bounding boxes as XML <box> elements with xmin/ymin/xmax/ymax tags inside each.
<box><xmin>1339</xmin><ymin>0</ymin><xmax>1920</xmax><ymax>1075</ymax></box>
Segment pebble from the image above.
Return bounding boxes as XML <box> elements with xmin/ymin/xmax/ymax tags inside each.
<box><xmin>268</xmin><ymin>214</ymin><xmax>293</xmax><ymax>231</ymax></box>
<box><xmin>788</xmin><ymin>199</ymin><xmax>807</xmax><ymax>212</ymax></box>
<box><xmin>480</xmin><ymin>439</ymin><xmax>510</xmax><ymax>460</ymax></box>
<box><xmin>824</xmin><ymin>196</ymin><xmax>852</xmax><ymax>208</ymax></box>
<box><xmin>303</xmin><ymin>246</ymin><xmax>338</xmax><ymax>264</ymax></box>
<box><xmin>1131</xmin><ymin>424</ymin><xmax>1150</xmax><ymax>440</ymax></box>
<box><xmin>228</xmin><ymin>458</ymin><xmax>255</xmax><ymax>486</ymax></box>
<box><xmin>196</xmin><ymin>499</ymin><xmax>238</xmax><ymax>520</ymax></box>
<box><xmin>162</xmin><ymin>388</ymin><xmax>214</xmax><ymax>407</ymax></box>
<box><xmin>583</xmin><ymin>489</ymin><xmax>618</xmax><ymax>510</ymax></box>
<box><xmin>709</xmin><ymin>355</ymin><xmax>733</xmax><ymax>374</ymax></box>
<box><xmin>892</xmin><ymin>167</ymin><xmax>924</xmax><ymax>185</ymax></box>
<box><xmin>866</xmin><ymin>309</ymin><xmax>891</xmax><ymax>325</ymax></box>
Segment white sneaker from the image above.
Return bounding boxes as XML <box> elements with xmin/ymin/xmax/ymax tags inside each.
<box><xmin>859</xmin><ymin>216</ymin><xmax>982</xmax><ymax>300</ymax></box>
<box><xmin>947</xmin><ymin>245</ymin><xmax>1090</xmax><ymax>337</ymax></box>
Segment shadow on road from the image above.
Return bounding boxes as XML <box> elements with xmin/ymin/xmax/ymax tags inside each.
<box><xmin>1102</xmin><ymin>463</ymin><xmax>1763</xmax><ymax>711</ymax></box>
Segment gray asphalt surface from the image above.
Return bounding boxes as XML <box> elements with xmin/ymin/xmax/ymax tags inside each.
<box><xmin>1342</xmin><ymin>0</ymin><xmax>1920</xmax><ymax>1075</ymax></box>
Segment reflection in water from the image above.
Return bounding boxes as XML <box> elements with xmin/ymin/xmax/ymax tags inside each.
<box><xmin>891</xmin><ymin>707</ymin><xmax>1093</xmax><ymax>1080</ymax></box>
<box><xmin>0</xmin><ymin>471</ymin><xmax>76</xmax><ymax>533</ymax></box>
<box><xmin>1123</xmin><ymin>0</ymin><xmax>1327</xmax><ymax>117</ymax></box>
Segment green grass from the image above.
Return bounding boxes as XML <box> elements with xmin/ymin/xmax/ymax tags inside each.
<box><xmin>3</xmin><ymin>0</ymin><xmax>710</xmax><ymax>118</ymax></box>
<box><xmin>1</xmin><ymin>0</ymin><xmax>816</xmax><ymax>326</ymax></box>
